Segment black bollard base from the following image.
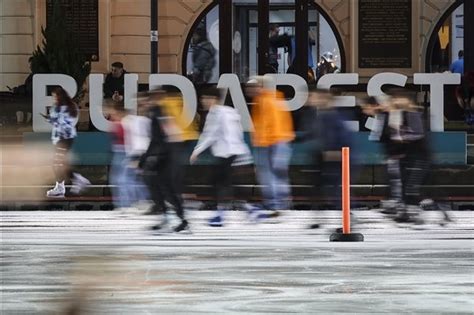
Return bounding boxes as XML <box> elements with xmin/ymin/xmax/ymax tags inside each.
<box><xmin>330</xmin><ymin>232</ymin><xmax>364</xmax><ymax>242</ymax></box>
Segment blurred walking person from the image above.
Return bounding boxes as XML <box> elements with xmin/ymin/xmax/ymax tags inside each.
<box><xmin>121</xmin><ymin>96</ymin><xmax>151</xmax><ymax>211</ymax></box>
<box><xmin>42</xmin><ymin>87</ymin><xmax>90</xmax><ymax>198</ymax></box>
<box><xmin>140</xmin><ymin>89</ymin><xmax>189</xmax><ymax>233</ymax></box>
<box><xmin>154</xmin><ymin>87</ymin><xmax>200</xmax><ymax>215</ymax></box>
<box><xmin>247</xmin><ymin>77</ymin><xmax>295</xmax><ymax>217</ymax></box>
<box><xmin>309</xmin><ymin>88</ymin><xmax>353</xmax><ymax>227</ymax></box>
<box><xmin>361</xmin><ymin>96</ymin><xmax>404</xmax><ymax>215</ymax></box>
<box><xmin>190</xmin><ymin>87</ymin><xmax>252</xmax><ymax>227</ymax></box>
<box><xmin>387</xmin><ymin>90</ymin><xmax>451</xmax><ymax>225</ymax></box>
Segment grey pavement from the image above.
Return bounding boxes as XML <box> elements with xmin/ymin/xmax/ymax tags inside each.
<box><xmin>1</xmin><ymin>210</ymin><xmax>473</xmax><ymax>314</ymax></box>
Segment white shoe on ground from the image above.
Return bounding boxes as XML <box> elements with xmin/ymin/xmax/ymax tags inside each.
<box><xmin>46</xmin><ymin>182</ymin><xmax>65</xmax><ymax>198</ymax></box>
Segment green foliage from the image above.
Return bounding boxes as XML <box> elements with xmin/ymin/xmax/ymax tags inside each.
<box><xmin>29</xmin><ymin>0</ymin><xmax>91</xmax><ymax>100</ymax></box>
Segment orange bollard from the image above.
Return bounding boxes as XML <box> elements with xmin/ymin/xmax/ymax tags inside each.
<box><xmin>342</xmin><ymin>147</ymin><xmax>351</xmax><ymax>234</ymax></box>
<box><xmin>330</xmin><ymin>147</ymin><xmax>364</xmax><ymax>242</ymax></box>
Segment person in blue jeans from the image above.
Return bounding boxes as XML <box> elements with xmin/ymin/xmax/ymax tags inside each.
<box><xmin>247</xmin><ymin>77</ymin><xmax>295</xmax><ymax>216</ymax></box>
<box><xmin>106</xmin><ymin>103</ymin><xmax>129</xmax><ymax>211</ymax></box>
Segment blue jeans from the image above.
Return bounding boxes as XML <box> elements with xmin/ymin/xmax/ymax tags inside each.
<box><xmin>123</xmin><ymin>156</ymin><xmax>149</xmax><ymax>207</ymax></box>
<box><xmin>255</xmin><ymin>142</ymin><xmax>292</xmax><ymax>210</ymax></box>
<box><xmin>110</xmin><ymin>147</ymin><xmax>127</xmax><ymax>209</ymax></box>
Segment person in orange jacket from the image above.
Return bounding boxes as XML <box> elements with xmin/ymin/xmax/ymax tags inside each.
<box><xmin>247</xmin><ymin>77</ymin><xmax>295</xmax><ymax>216</ymax></box>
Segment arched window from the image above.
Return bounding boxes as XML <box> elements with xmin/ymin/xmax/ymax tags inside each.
<box><xmin>426</xmin><ymin>1</ymin><xmax>464</xmax><ymax>73</ymax></box>
<box><xmin>425</xmin><ymin>0</ymin><xmax>471</xmax><ymax>129</ymax></box>
<box><xmin>183</xmin><ymin>1</ymin><xmax>344</xmax><ymax>84</ymax></box>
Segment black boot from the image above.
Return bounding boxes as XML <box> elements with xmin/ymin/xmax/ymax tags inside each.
<box><xmin>174</xmin><ymin>220</ymin><xmax>190</xmax><ymax>233</ymax></box>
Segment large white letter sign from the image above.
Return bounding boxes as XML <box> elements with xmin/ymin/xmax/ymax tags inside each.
<box><xmin>317</xmin><ymin>73</ymin><xmax>359</xmax><ymax>107</ymax></box>
<box><xmin>366</xmin><ymin>73</ymin><xmax>408</xmax><ymax>133</ymax></box>
<box><xmin>149</xmin><ymin>74</ymin><xmax>197</xmax><ymax>127</ymax></box>
<box><xmin>414</xmin><ymin>73</ymin><xmax>461</xmax><ymax>131</ymax></box>
<box><xmin>217</xmin><ymin>74</ymin><xmax>253</xmax><ymax>131</ymax></box>
<box><xmin>124</xmin><ymin>73</ymin><xmax>139</xmax><ymax>113</ymax></box>
<box><xmin>367</xmin><ymin>72</ymin><xmax>408</xmax><ymax>97</ymax></box>
<box><xmin>33</xmin><ymin>74</ymin><xmax>77</xmax><ymax>132</ymax></box>
<box><xmin>264</xmin><ymin>73</ymin><xmax>308</xmax><ymax>111</ymax></box>
<box><xmin>317</xmin><ymin>73</ymin><xmax>359</xmax><ymax>131</ymax></box>
<box><xmin>89</xmin><ymin>73</ymin><xmax>138</xmax><ymax>132</ymax></box>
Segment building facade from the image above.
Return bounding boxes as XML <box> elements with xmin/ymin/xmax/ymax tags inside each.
<box><xmin>1</xmin><ymin>0</ymin><xmax>467</xmax><ymax>90</ymax></box>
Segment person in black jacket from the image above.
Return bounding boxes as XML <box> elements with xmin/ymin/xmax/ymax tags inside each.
<box><xmin>104</xmin><ymin>62</ymin><xmax>126</xmax><ymax>102</ymax></box>
<box><xmin>190</xmin><ymin>27</ymin><xmax>216</xmax><ymax>84</ymax></box>
<box><xmin>297</xmin><ymin>87</ymin><xmax>353</xmax><ymax>228</ymax></box>
<box><xmin>139</xmin><ymin>89</ymin><xmax>189</xmax><ymax>233</ymax></box>
<box><xmin>267</xmin><ymin>24</ymin><xmax>292</xmax><ymax>73</ymax></box>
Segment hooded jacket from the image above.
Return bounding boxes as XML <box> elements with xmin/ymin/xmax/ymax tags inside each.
<box><xmin>192</xmin><ymin>105</ymin><xmax>250</xmax><ymax>158</ymax></box>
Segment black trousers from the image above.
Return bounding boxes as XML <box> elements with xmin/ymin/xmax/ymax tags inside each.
<box><xmin>53</xmin><ymin>139</ymin><xmax>74</xmax><ymax>182</ymax></box>
<box><xmin>212</xmin><ymin>156</ymin><xmax>236</xmax><ymax>207</ymax></box>
<box><xmin>144</xmin><ymin>152</ymin><xmax>185</xmax><ymax>220</ymax></box>
<box><xmin>400</xmin><ymin>140</ymin><xmax>430</xmax><ymax>206</ymax></box>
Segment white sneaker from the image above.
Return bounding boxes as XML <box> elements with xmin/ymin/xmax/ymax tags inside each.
<box><xmin>70</xmin><ymin>173</ymin><xmax>91</xmax><ymax>195</ymax></box>
<box><xmin>46</xmin><ymin>182</ymin><xmax>65</xmax><ymax>198</ymax></box>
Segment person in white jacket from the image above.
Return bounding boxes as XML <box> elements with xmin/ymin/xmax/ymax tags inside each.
<box><xmin>190</xmin><ymin>87</ymin><xmax>251</xmax><ymax>227</ymax></box>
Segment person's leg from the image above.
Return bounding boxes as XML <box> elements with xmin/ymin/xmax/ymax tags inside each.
<box><xmin>209</xmin><ymin>156</ymin><xmax>236</xmax><ymax>225</ymax></box>
<box><xmin>48</xmin><ymin>139</ymin><xmax>73</xmax><ymax>197</ymax></box>
<box><xmin>122</xmin><ymin>157</ymin><xmax>137</xmax><ymax>208</ymax></box>
<box><xmin>135</xmin><ymin>169</ymin><xmax>150</xmax><ymax>203</ymax></box>
<box><xmin>309</xmin><ymin>151</ymin><xmax>322</xmax><ymax>210</ymax></box>
<box><xmin>254</xmin><ymin>146</ymin><xmax>273</xmax><ymax>209</ymax></box>
<box><xmin>142</xmin><ymin>161</ymin><xmax>165</xmax><ymax>215</ymax></box>
<box><xmin>382</xmin><ymin>157</ymin><xmax>404</xmax><ymax>215</ymax></box>
<box><xmin>143</xmin><ymin>158</ymin><xmax>169</xmax><ymax>228</ymax></box>
<box><xmin>271</xmin><ymin>142</ymin><xmax>292</xmax><ymax>210</ymax></box>
<box><xmin>155</xmin><ymin>156</ymin><xmax>188</xmax><ymax>231</ymax></box>
<box><xmin>125</xmin><ymin>156</ymin><xmax>147</xmax><ymax>206</ymax></box>
<box><xmin>53</xmin><ymin>139</ymin><xmax>73</xmax><ymax>183</ymax></box>
<box><xmin>170</xmin><ymin>142</ymin><xmax>187</xmax><ymax>204</ymax></box>
<box><xmin>404</xmin><ymin>159</ymin><xmax>428</xmax><ymax>205</ymax></box>
<box><xmin>110</xmin><ymin>149</ymin><xmax>126</xmax><ymax>209</ymax></box>
<box><xmin>396</xmin><ymin>150</ymin><xmax>427</xmax><ymax>224</ymax></box>
<box><xmin>387</xmin><ymin>158</ymin><xmax>403</xmax><ymax>202</ymax></box>
<box><xmin>321</xmin><ymin>161</ymin><xmax>340</xmax><ymax>210</ymax></box>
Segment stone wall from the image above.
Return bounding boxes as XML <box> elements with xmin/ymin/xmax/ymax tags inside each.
<box><xmin>0</xmin><ymin>0</ymin><xmax>35</xmax><ymax>90</ymax></box>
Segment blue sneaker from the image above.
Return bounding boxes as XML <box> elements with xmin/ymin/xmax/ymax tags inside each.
<box><xmin>208</xmin><ymin>215</ymin><xmax>223</xmax><ymax>227</ymax></box>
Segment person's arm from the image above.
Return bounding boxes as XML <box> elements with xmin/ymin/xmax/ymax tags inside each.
<box><xmin>190</xmin><ymin>109</ymin><xmax>219</xmax><ymax>162</ymax></box>
<box><xmin>43</xmin><ymin>106</ymin><xmax>58</xmax><ymax>124</ymax></box>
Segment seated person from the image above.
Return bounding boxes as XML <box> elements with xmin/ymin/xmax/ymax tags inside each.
<box><xmin>104</xmin><ymin>62</ymin><xmax>126</xmax><ymax>102</ymax></box>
